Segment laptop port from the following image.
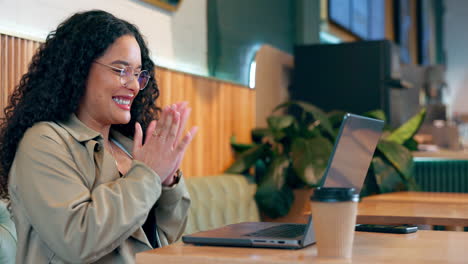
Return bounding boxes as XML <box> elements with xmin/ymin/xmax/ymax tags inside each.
<box><xmin>278</xmin><ymin>241</ymin><xmax>285</xmax><ymax>244</ymax></box>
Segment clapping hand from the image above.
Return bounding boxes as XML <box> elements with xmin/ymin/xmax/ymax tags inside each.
<box><xmin>132</xmin><ymin>102</ymin><xmax>198</xmax><ymax>184</ymax></box>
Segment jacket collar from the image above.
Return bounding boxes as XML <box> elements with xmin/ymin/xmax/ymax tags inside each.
<box><xmin>57</xmin><ymin>114</ymin><xmax>102</xmax><ymax>143</ymax></box>
<box><xmin>58</xmin><ymin>114</ymin><xmax>134</xmax><ymax>154</ymax></box>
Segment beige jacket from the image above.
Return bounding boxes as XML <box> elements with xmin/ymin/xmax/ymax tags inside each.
<box><xmin>8</xmin><ymin>114</ymin><xmax>191</xmax><ymax>263</ymax></box>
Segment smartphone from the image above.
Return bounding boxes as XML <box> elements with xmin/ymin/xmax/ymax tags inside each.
<box><xmin>355</xmin><ymin>224</ymin><xmax>418</xmax><ymax>234</ymax></box>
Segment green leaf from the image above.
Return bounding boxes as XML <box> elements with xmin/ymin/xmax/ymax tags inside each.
<box><xmin>258</xmin><ymin>155</ymin><xmax>290</xmax><ymax>187</ymax></box>
<box><xmin>226</xmin><ymin>144</ymin><xmax>269</xmax><ymax>174</ymax></box>
<box><xmin>406</xmin><ymin>176</ymin><xmax>421</xmax><ymax>191</ymax></box>
<box><xmin>294</xmin><ymin>101</ymin><xmax>335</xmax><ymax>137</ymax></box>
<box><xmin>386</xmin><ymin>108</ymin><xmax>426</xmax><ymax>144</ymax></box>
<box><xmin>303</xmin><ymin>127</ymin><xmax>322</xmax><ymax>138</ymax></box>
<box><xmin>272</xmin><ymin>101</ymin><xmax>294</xmax><ymax>112</ymax></box>
<box><xmin>254</xmin><ymin>155</ymin><xmax>294</xmax><ymax>218</ymax></box>
<box><xmin>273</xmin><ymin>101</ymin><xmax>335</xmax><ymax>137</ymax></box>
<box><xmin>290</xmin><ymin>137</ymin><xmax>333</xmax><ymax>185</ymax></box>
<box><xmin>376</xmin><ymin>140</ymin><xmax>414</xmax><ymax>181</ymax></box>
<box><xmin>231</xmin><ymin>143</ymin><xmax>256</xmax><ymax>154</ymax></box>
<box><xmin>230</xmin><ymin>136</ymin><xmax>256</xmax><ymax>154</ymax></box>
<box><xmin>360</xmin><ymin>169</ymin><xmax>380</xmax><ymax>197</ymax></box>
<box><xmin>267</xmin><ymin>115</ymin><xmax>295</xmax><ymax>130</ymax></box>
<box><xmin>363</xmin><ymin>110</ymin><xmax>387</xmax><ymax>122</ymax></box>
<box><xmin>327</xmin><ymin>110</ymin><xmax>347</xmax><ymax>128</ymax></box>
<box><xmin>267</xmin><ymin>115</ymin><xmax>295</xmax><ymax>141</ymax></box>
<box><xmin>371</xmin><ymin>156</ymin><xmax>405</xmax><ymax>193</ymax></box>
<box><xmin>252</xmin><ymin>128</ymin><xmax>273</xmax><ymax>143</ymax></box>
<box><xmin>326</xmin><ymin>110</ymin><xmax>347</xmax><ymax>137</ymax></box>
<box><xmin>403</xmin><ymin>138</ymin><xmax>419</xmax><ymax>151</ymax></box>
<box><xmin>255</xmin><ymin>182</ymin><xmax>294</xmax><ymax>218</ymax></box>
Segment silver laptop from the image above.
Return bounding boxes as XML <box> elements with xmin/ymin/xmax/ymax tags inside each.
<box><xmin>182</xmin><ymin>113</ymin><xmax>384</xmax><ymax>249</ymax></box>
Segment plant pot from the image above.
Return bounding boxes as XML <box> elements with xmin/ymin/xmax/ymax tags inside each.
<box><xmin>261</xmin><ymin>187</ymin><xmax>314</xmax><ymax>223</ymax></box>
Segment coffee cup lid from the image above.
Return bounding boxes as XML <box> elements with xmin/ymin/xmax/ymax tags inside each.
<box><xmin>310</xmin><ymin>187</ymin><xmax>359</xmax><ymax>202</ymax></box>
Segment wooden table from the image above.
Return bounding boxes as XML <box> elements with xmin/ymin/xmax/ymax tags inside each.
<box><xmin>363</xmin><ymin>191</ymin><xmax>468</xmax><ymax>204</ymax></box>
<box><xmin>136</xmin><ymin>230</ymin><xmax>468</xmax><ymax>264</ymax></box>
<box><xmin>413</xmin><ymin>150</ymin><xmax>468</xmax><ymax>160</ymax></box>
<box><xmin>296</xmin><ymin>193</ymin><xmax>468</xmax><ymax>227</ymax></box>
<box><xmin>357</xmin><ymin>201</ymin><xmax>468</xmax><ymax>226</ymax></box>
<box><xmin>357</xmin><ymin>192</ymin><xmax>468</xmax><ymax>227</ymax></box>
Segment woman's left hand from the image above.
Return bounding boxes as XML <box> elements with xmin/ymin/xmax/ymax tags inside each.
<box><xmin>162</xmin><ymin>101</ymin><xmax>192</xmax><ymax>186</ymax></box>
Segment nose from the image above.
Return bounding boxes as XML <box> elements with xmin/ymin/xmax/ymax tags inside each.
<box><xmin>123</xmin><ymin>78</ymin><xmax>140</xmax><ymax>94</ymax></box>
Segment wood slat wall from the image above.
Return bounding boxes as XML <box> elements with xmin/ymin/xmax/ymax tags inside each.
<box><xmin>0</xmin><ymin>33</ymin><xmax>255</xmax><ymax>177</ymax></box>
<box><xmin>157</xmin><ymin>68</ymin><xmax>255</xmax><ymax>177</ymax></box>
<box><xmin>0</xmin><ymin>35</ymin><xmax>42</xmax><ymax>113</ymax></box>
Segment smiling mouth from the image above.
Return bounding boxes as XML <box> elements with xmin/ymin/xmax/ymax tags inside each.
<box><xmin>112</xmin><ymin>97</ymin><xmax>131</xmax><ymax>105</ymax></box>
<box><xmin>112</xmin><ymin>96</ymin><xmax>132</xmax><ymax>110</ymax></box>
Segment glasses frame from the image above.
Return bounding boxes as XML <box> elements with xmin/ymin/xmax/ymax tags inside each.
<box><xmin>94</xmin><ymin>61</ymin><xmax>151</xmax><ymax>90</ymax></box>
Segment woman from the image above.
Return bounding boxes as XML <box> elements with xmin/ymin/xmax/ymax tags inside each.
<box><xmin>0</xmin><ymin>10</ymin><xmax>197</xmax><ymax>263</ymax></box>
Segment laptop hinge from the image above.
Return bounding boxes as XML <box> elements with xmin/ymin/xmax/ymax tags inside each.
<box><xmin>301</xmin><ymin>215</ymin><xmax>316</xmax><ymax>246</ymax></box>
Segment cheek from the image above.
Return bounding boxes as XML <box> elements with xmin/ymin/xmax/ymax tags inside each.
<box><xmin>92</xmin><ymin>76</ymin><xmax>114</xmax><ymax>90</ymax></box>
<box><xmin>83</xmin><ymin>81</ymin><xmax>112</xmax><ymax>108</ymax></box>
<box><xmin>86</xmin><ymin>75</ymin><xmax>115</xmax><ymax>101</ymax></box>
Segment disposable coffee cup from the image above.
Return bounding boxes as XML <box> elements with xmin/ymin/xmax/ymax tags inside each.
<box><xmin>310</xmin><ymin>187</ymin><xmax>359</xmax><ymax>258</ymax></box>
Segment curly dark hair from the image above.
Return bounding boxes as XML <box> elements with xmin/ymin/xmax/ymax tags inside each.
<box><xmin>0</xmin><ymin>10</ymin><xmax>161</xmax><ymax>199</ymax></box>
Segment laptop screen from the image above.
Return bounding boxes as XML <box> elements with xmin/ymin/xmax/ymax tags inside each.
<box><xmin>322</xmin><ymin>114</ymin><xmax>384</xmax><ymax>194</ymax></box>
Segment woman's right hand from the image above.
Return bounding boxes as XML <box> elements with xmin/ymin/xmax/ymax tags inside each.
<box><xmin>132</xmin><ymin>104</ymin><xmax>197</xmax><ymax>182</ymax></box>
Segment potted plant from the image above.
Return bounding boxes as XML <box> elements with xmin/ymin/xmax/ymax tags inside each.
<box><xmin>227</xmin><ymin>101</ymin><xmax>426</xmax><ymax>219</ymax></box>
<box><xmin>360</xmin><ymin>109</ymin><xmax>426</xmax><ymax>195</ymax></box>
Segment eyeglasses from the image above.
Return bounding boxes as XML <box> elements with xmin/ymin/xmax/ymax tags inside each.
<box><xmin>94</xmin><ymin>61</ymin><xmax>151</xmax><ymax>90</ymax></box>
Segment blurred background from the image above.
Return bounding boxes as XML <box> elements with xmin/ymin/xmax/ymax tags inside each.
<box><xmin>0</xmin><ymin>0</ymin><xmax>466</xmax><ymax>182</ymax></box>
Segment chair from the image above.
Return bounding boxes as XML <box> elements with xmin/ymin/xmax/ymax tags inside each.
<box><xmin>184</xmin><ymin>174</ymin><xmax>260</xmax><ymax>235</ymax></box>
<box><xmin>0</xmin><ymin>200</ymin><xmax>16</xmax><ymax>264</ymax></box>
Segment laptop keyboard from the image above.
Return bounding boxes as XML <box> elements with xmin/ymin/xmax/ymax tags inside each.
<box><xmin>244</xmin><ymin>224</ymin><xmax>306</xmax><ymax>238</ymax></box>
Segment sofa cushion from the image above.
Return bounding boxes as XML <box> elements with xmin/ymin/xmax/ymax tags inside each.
<box><xmin>184</xmin><ymin>174</ymin><xmax>259</xmax><ymax>235</ymax></box>
<box><xmin>0</xmin><ymin>200</ymin><xmax>16</xmax><ymax>264</ymax></box>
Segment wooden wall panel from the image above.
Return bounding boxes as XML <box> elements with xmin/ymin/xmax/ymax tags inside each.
<box><xmin>0</xmin><ymin>35</ymin><xmax>41</xmax><ymax>114</ymax></box>
<box><xmin>0</xmin><ymin>33</ymin><xmax>255</xmax><ymax>177</ymax></box>
<box><xmin>156</xmin><ymin>68</ymin><xmax>255</xmax><ymax>176</ymax></box>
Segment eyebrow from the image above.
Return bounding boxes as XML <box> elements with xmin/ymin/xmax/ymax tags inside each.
<box><xmin>111</xmin><ymin>60</ymin><xmax>142</xmax><ymax>69</ymax></box>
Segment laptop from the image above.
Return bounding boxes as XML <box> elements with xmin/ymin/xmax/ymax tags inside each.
<box><xmin>182</xmin><ymin>113</ymin><xmax>384</xmax><ymax>249</ymax></box>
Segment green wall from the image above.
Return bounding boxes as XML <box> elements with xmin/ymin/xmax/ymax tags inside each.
<box><xmin>433</xmin><ymin>0</ymin><xmax>445</xmax><ymax>65</ymax></box>
<box><xmin>207</xmin><ymin>0</ymin><xmax>296</xmax><ymax>85</ymax></box>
